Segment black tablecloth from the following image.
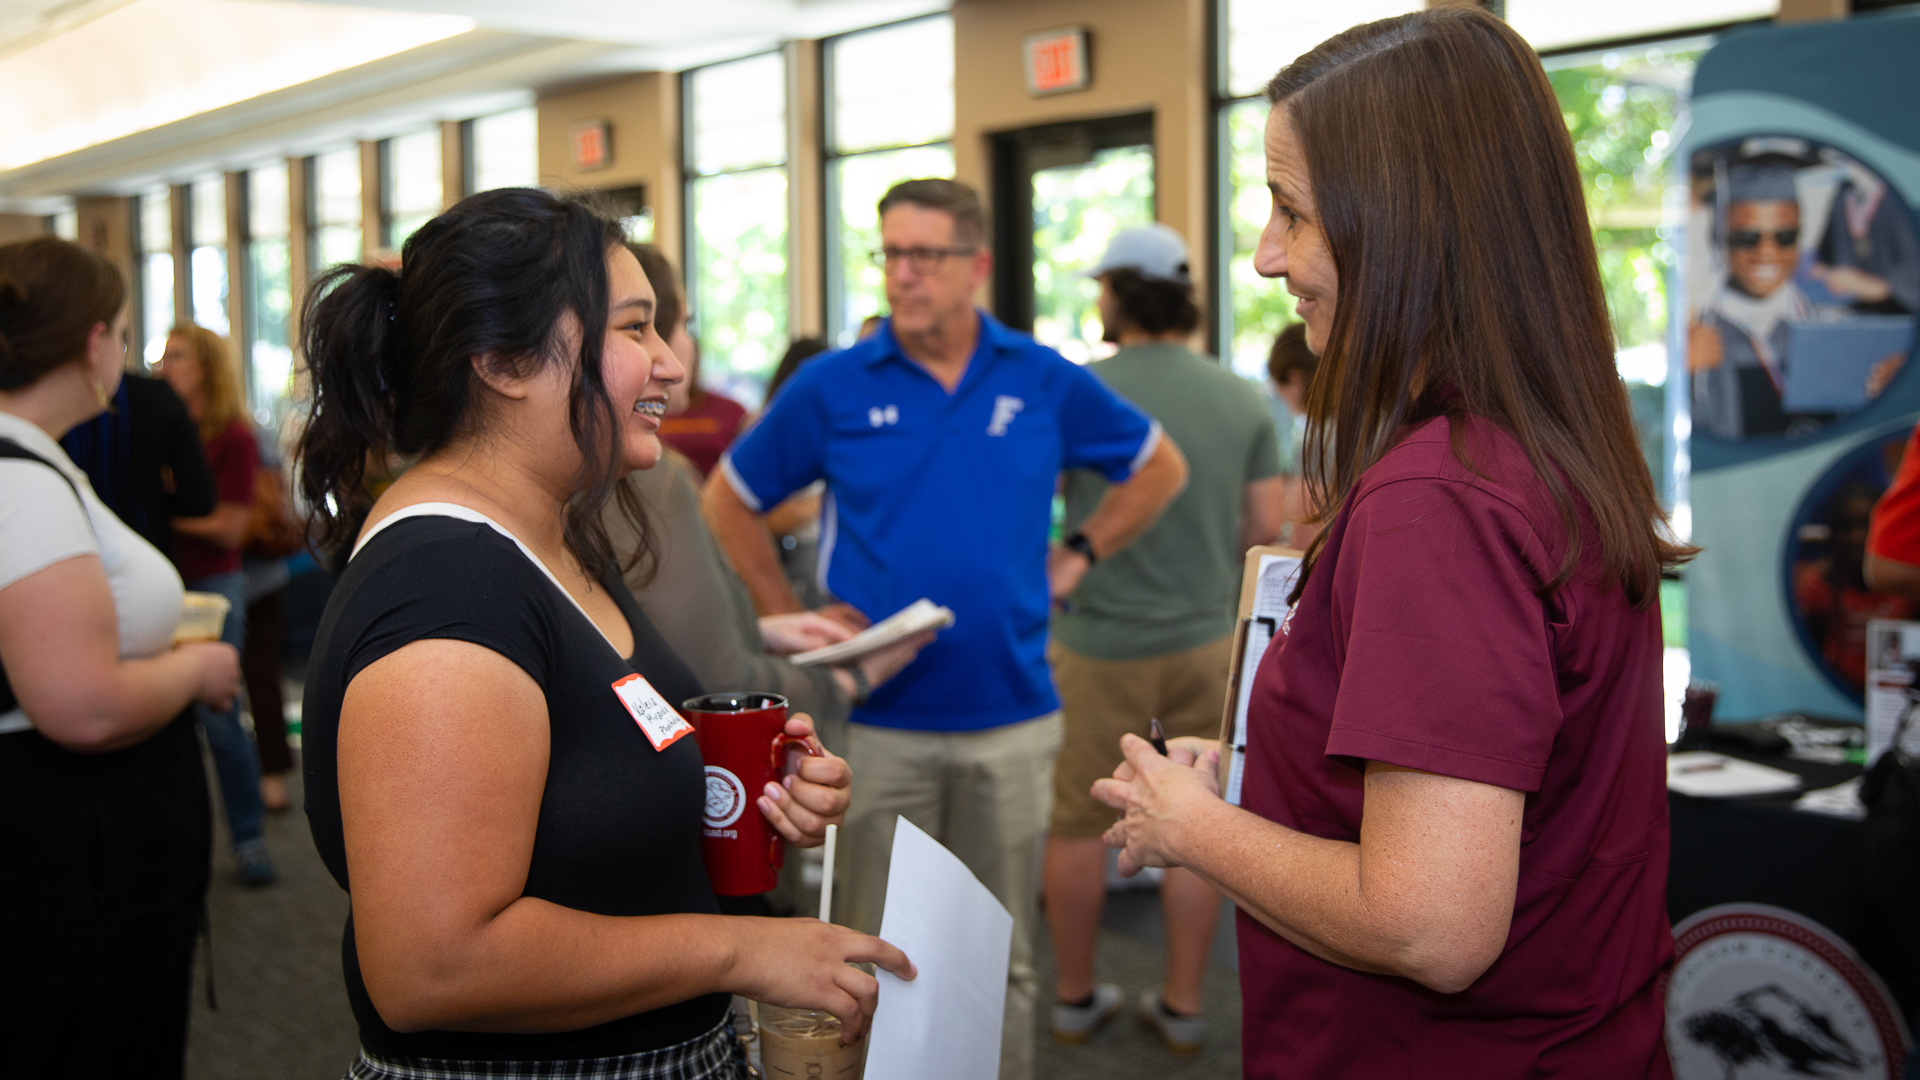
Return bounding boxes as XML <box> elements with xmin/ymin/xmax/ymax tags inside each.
<box><xmin>1667</xmin><ymin>749</ymin><xmax>1866</xmax><ymax>946</ymax></box>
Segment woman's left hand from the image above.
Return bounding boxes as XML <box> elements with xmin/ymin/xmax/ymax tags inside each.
<box><xmin>1092</xmin><ymin>735</ymin><xmax>1224</xmax><ymax>876</ymax></box>
<box><xmin>759</xmin><ymin>712</ymin><xmax>851</xmax><ymax>847</ymax></box>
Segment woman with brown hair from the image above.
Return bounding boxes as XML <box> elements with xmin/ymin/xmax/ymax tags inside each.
<box><xmin>0</xmin><ymin>237</ymin><xmax>241</xmax><ymax>1077</ymax></box>
<box><xmin>158</xmin><ymin>324</ymin><xmax>276</xmax><ymax>884</ymax></box>
<box><xmin>1092</xmin><ymin>9</ymin><xmax>1689</xmax><ymax>1077</ymax></box>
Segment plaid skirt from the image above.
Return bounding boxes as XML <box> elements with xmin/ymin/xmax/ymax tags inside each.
<box><xmin>345</xmin><ymin>1014</ymin><xmax>749</xmax><ymax>1080</ymax></box>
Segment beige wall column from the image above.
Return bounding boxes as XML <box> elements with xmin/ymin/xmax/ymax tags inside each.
<box><xmin>288</xmin><ymin>157</ymin><xmax>310</xmax><ymax>340</ymax></box>
<box><xmin>788</xmin><ymin>39</ymin><xmax>825</xmax><ymax>339</ymax></box>
<box><xmin>170</xmin><ymin>184</ymin><xmax>191</xmax><ymax>327</ymax></box>
<box><xmin>441</xmin><ymin>120</ymin><xmax>467</xmax><ymax>208</ymax></box>
<box><xmin>0</xmin><ymin>215</ymin><xmax>47</xmax><ymax>244</ymax></box>
<box><xmin>225</xmin><ymin>171</ymin><xmax>249</xmax><ymax>367</ymax></box>
<box><xmin>1777</xmin><ymin>0</ymin><xmax>1846</xmax><ymax>21</ymax></box>
<box><xmin>537</xmin><ymin>71</ymin><xmax>683</xmax><ymax>269</ymax></box>
<box><xmin>75</xmin><ymin>197</ymin><xmax>136</xmax><ymax>368</ymax></box>
<box><xmin>951</xmin><ymin>0</ymin><xmax>1212</xmax><ymax>314</ymax></box>
<box><xmin>360</xmin><ymin>139</ymin><xmax>384</xmax><ymax>261</ymax></box>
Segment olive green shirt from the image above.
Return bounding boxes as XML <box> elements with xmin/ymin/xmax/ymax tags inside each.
<box><xmin>1053</xmin><ymin>343</ymin><xmax>1283</xmax><ymax>661</ymax></box>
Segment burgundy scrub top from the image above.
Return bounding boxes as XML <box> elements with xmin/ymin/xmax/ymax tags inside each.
<box><xmin>1237</xmin><ymin>414</ymin><xmax>1673</xmax><ymax>1078</ymax></box>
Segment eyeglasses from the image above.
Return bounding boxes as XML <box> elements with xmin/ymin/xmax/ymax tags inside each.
<box><xmin>1727</xmin><ymin>228</ymin><xmax>1799</xmax><ymax>250</ymax></box>
<box><xmin>869</xmin><ymin>246</ymin><xmax>977</xmax><ymax>274</ymax></box>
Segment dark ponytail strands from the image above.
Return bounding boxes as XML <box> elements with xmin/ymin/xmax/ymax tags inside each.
<box><xmin>295</xmin><ymin>187</ymin><xmax>650</xmax><ymax>579</ymax></box>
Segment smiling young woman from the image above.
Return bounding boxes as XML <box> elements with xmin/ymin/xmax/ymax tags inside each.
<box><xmin>1092</xmin><ymin>10</ymin><xmax>1693</xmax><ymax>1078</ymax></box>
<box><xmin>294</xmin><ymin>189</ymin><xmax>911</xmax><ymax>1080</ymax></box>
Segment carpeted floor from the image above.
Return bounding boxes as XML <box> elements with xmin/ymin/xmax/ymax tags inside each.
<box><xmin>185</xmin><ymin>761</ymin><xmax>1243</xmax><ymax>1079</ymax></box>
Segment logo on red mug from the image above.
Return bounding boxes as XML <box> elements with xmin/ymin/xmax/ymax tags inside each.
<box><xmin>703</xmin><ymin>765</ymin><xmax>748</xmax><ymax>829</ymax></box>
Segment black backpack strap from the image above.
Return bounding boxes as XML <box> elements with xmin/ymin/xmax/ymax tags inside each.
<box><xmin>0</xmin><ymin>439</ymin><xmax>91</xmax><ymax>719</ymax></box>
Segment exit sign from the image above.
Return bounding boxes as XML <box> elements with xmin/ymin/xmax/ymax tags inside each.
<box><xmin>572</xmin><ymin>119</ymin><xmax>611</xmax><ymax>171</ymax></box>
<box><xmin>1024</xmin><ymin>27</ymin><xmax>1089</xmax><ymax>96</ymax></box>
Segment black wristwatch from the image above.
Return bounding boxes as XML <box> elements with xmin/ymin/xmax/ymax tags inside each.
<box><xmin>1064</xmin><ymin>530</ymin><xmax>1099</xmax><ymax>565</ymax></box>
<box><xmin>842</xmin><ymin>664</ymin><xmax>872</xmax><ymax>706</ymax></box>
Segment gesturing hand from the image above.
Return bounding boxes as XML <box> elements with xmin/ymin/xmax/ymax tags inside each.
<box><xmin>758</xmin><ymin>712</ymin><xmax>851</xmax><ymax>847</ymax></box>
<box><xmin>1091</xmin><ymin>735</ymin><xmax>1223</xmax><ymax>877</ymax></box>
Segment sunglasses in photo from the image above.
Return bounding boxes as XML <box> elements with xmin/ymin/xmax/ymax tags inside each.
<box><xmin>1727</xmin><ymin>228</ymin><xmax>1799</xmax><ymax>250</ymax></box>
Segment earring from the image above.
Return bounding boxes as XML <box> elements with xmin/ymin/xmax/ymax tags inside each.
<box><xmin>87</xmin><ymin>369</ymin><xmax>110</xmax><ymax>409</ymax></box>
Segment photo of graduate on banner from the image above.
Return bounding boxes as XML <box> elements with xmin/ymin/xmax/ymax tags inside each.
<box><xmin>1687</xmin><ymin>137</ymin><xmax>1919</xmax><ymax>443</ymax></box>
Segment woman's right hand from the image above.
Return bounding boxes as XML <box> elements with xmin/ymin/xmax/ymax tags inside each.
<box><xmin>180</xmin><ymin>640</ymin><xmax>242</xmax><ymax>709</ymax></box>
<box><xmin>731</xmin><ymin>918</ymin><xmax>915</xmax><ymax>1042</ymax></box>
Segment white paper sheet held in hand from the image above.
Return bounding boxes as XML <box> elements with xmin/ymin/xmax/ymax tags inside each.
<box><xmin>864</xmin><ymin>817</ymin><xmax>1012</xmax><ymax>1080</ymax></box>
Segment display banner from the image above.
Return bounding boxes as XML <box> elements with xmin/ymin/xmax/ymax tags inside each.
<box><xmin>1684</xmin><ymin>12</ymin><xmax>1920</xmax><ymax>721</ymax></box>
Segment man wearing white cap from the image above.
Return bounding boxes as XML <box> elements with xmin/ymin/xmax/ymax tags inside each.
<box><xmin>1045</xmin><ymin>223</ymin><xmax>1285</xmax><ymax>1054</ymax></box>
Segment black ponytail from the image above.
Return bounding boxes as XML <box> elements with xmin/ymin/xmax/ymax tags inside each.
<box><xmin>295</xmin><ymin>187</ymin><xmax>654</xmax><ymax>581</ymax></box>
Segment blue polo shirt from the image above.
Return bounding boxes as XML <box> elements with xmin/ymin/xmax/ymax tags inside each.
<box><xmin>721</xmin><ymin>311</ymin><xmax>1158</xmax><ymax>732</ymax></box>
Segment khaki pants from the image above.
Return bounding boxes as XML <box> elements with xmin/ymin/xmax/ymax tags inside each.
<box><xmin>835</xmin><ymin>713</ymin><xmax>1063</xmax><ymax>1080</ymax></box>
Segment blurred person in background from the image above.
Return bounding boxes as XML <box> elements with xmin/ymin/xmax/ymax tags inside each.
<box><xmin>1045</xmin><ymin>225</ymin><xmax>1282</xmax><ymax>1053</ymax></box>
<box><xmin>157</xmin><ymin>324</ymin><xmax>277</xmax><ymax>886</ymax></box>
<box><xmin>657</xmin><ymin>324</ymin><xmax>746</xmax><ymax>479</ymax></box>
<box><xmin>704</xmin><ymin>178</ymin><xmax>1188</xmax><ymax>1080</ymax></box>
<box><xmin>60</xmin><ymin>370</ymin><xmax>215</xmax><ymax>555</ymax></box>
<box><xmin>762</xmin><ymin>336</ymin><xmax>831</xmax><ymax>610</ymax></box>
<box><xmin>614</xmin><ymin>248</ymin><xmax>926</xmax><ymax>761</ymax></box>
<box><xmin>0</xmin><ymin>236</ymin><xmax>241</xmax><ymax>1079</ymax></box>
<box><xmin>1266</xmin><ymin>322</ymin><xmax>1321</xmax><ymax>548</ymax></box>
<box><xmin>241</xmin><ymin>425</ymin><xmax>308</xmax><ymax>812</ymax></box>
<box><xmin>296</xmin><ymin>189</ymin><xmax>909</xmax><ymax>1078</ymax></box>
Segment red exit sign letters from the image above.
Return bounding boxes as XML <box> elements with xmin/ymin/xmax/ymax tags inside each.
<box><xmin>1024</xmin><ymin>27</ymin><xmax>1089</xmax><ymax>96</ymax></box>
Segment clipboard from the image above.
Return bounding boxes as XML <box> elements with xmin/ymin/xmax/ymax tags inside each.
<box><xmin>1216</xmin><ymin>545</ymin><xmax>1304</xmax><ymax>803</ymax></box>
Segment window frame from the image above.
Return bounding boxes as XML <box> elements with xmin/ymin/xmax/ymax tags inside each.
<box><xmin>819</xmin><ymin>12</ymin><xmax>957</xmax><ymax>348</ymax></box>
<box><xmin>679</xmin><ymin>49</ymin><xmax>793</xmax><ymax>391</ymax></box>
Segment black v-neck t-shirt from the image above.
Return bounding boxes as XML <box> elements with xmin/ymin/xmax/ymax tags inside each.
<box><xmin>303</xmin><ymin>516</ymin><xmax>727</xmax><ymax>1061</ymax></box>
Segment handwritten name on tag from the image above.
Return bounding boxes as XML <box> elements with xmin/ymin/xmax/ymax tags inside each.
<box><xmin>611</xmin><ymin>673</ymin><xmax>694</xmax><ymax>751</ymax></box>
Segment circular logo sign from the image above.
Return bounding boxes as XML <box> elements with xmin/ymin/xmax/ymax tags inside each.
<box><xmin>703</xmin><ymin>765</ymin><xmax>747</xmax><ymax>829</ymax></box>
<box><xmin>1666</xmin><ymin>904</ymin><xmax>1908</xmax><ymax>1080</ymax></box>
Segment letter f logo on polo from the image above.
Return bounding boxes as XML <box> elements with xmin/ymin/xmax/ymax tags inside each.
<box><xmin>987</xmin><ymin>395</ymin><xmax>1024</xmax><ymax>436</ymax></box>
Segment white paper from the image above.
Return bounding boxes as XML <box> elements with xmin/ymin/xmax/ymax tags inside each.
<box><xmin>1794</xmin><ymin>777</ymin><xmax>1867</xmax><ymax>820</ymax></box>
<box><xmin>1665</xmin><ymin>752</ymin><xmax>1804</xmax><ymax>798</ymax></box>
<box><xmin>865</xmin><ymin>817</ymin><xmax>1012</xmax><ymax>1080</ymax></box>
<box><xmin>1224</xmin><ymin>554</ymin><xmax>1300</xmax><ymax>805</ymax></box>
<box><xmin>790</xmin><ymin>599</ymin><xmax>956</xmax><ymax>667</ymax></box>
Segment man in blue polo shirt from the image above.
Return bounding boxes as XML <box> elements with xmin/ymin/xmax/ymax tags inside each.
<box><xmin>705</xmin><ymin>178</ymin><xmax>1187</xmax><ymax>1080</ymax></box>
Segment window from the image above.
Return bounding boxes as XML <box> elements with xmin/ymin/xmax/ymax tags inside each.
<box><xmin>188</xmin><ymin>175</ymin><xmax>229</xmax><ymax>335</ymax></box>
<box><xmin>383</xmin><ymin>128</ymin><xmax>442</xmax><ymax>251</ymax></box>
<box><xmin>248</xmin><ymin>163</ymin><xmax>295</xmax><ymax>430</ymax></box>
<box><xmin>50</xmin><ymin>209</ymin><xmax>76</xmax><ymax>240</ymax></box>
<box><xmin>137</xmin><ymin>185</ymin><xmax>174</xmax><ymax>366</ymax></box>
<box><xmin>684</xmin><ymin>52</ymin><xmax>789</xmax><ymax>404</ymax></box>
<box><xmin>309</xmin><ymin>147</ymin><xmax>362</xmax><ymax>272</ymax></box>
<box><xmin>1506</xmin><ymin>0</ymin><xmax>1769</xmax><ymax>51</ymax></box>
<box><xmin>1215</xmin><ymin>1</ymin><xmax>1423</xmax><ymax>379</ymax></box>
<box><xmin>1543</xmin><ymin>42</ymin><xmax>1705</xmax><ymax>515</ymax></box>
<box><xmin>825</xmin><ymin>15</ymin><xmax>955</xmax><ymax>347</ymax></box>
<box><xmin>468</xmin><ymin>106</ymin><xmax>539</xmax><ymax>193</ymax></box>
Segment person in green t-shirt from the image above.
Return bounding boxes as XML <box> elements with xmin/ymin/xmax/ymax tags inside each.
<box><xmin>1044</xmin><ymin>225</ymin><xmax>1285</xmax><ymax>1054</ymax></box>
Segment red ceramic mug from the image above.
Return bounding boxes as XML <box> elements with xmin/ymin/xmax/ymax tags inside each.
<box><xmin>683</xmin><ymin>692</ymin><xmax>820</xmax><ymax>896</ymax></box>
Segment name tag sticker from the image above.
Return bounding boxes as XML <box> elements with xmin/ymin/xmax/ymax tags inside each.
<box><xmin>611</xmin><ymin>673</ymin><xmax>694</xmax><ymax>752</ymax></box>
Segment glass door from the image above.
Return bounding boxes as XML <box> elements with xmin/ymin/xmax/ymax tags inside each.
<box><xmin>991</xmin><ymin>114</ymin><xmax>1154</xmax><ymax>363</ymax></box>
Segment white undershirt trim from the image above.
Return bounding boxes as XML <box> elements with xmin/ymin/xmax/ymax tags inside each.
<box><xmin>1127</xmin><ymin>419</ymin><xmax>1164</xmax><ymax>479</ymax></box>
<box><xmin>717</xmin><ymin>453</ymin><xmax>765</xmax><ymax>514</ymax></box>
<box><xmin>351</xmin><ymin>502</ymin><xmax>623</xmax><ymax>656</ymax></box>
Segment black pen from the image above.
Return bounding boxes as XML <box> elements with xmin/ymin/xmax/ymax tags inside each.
<box><xmin>1148</xmin><ymin>717</ymin><xmax>1169</xmax><ymax>756</ymax></box>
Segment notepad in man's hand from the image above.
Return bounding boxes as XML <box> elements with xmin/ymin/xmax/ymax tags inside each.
<box><xmin>789</xmin><ymin>599</ymin><xmax>955</xmax><ymax>667</ymax></box>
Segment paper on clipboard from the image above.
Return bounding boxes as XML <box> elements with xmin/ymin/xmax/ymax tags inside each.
<box><xmin>1217</xmin><ymin>547</ymin><xmax>1302</xmax><ymax>804</ymax></box>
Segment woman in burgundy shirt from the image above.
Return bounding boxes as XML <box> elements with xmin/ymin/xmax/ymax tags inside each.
<box><xmin>158</xmin><ymin>324</ymin><xmax>276</xmax><ymax>885</ymax></box>
<box><xmin>1093</xmin><ymin>10</ymin><xmax>1692</xmax><ymax>1077</ymax></box>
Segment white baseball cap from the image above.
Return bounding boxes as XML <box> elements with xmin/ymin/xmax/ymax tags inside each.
<box><xmin>1085</xmin><ymin>224</ymin><xmax>1192</xmax><ymax>283</ymax></box>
